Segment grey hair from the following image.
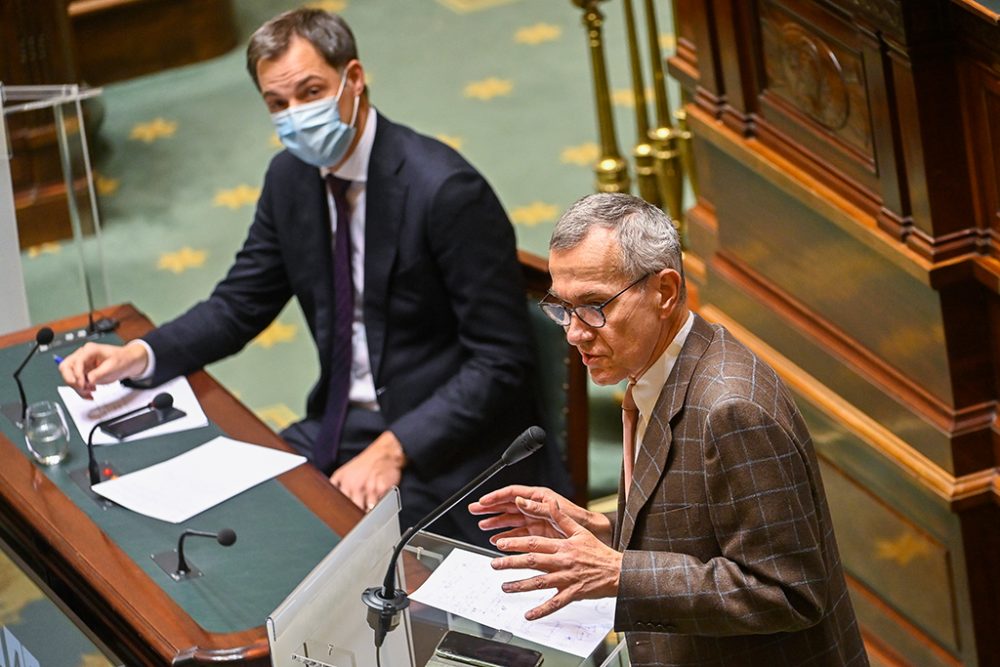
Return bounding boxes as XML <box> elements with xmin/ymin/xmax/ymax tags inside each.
<box><xmin>550</xmin><ymin>192</ymin><xmax>685</xmax><ymax>300</ymax></box>
<box><xmin>247</xmin><ymin>8</ymin><xmax>358</xmax><ymax>89</ymax></box>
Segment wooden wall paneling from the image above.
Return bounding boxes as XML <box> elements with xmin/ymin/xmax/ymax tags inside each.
<box><xmin>957</xmin><ymin>500</ymin><xmax>1000</xmax><ymax>663</ymax></box>
<box><xmin>882</xmin><ymin>27</ymin><xmax>978</xmax><ymax>261</ymax></box>
<box><xmin>710</xmin><ymin>0</ymin><xmax>762</xmax><ymax>133</ymax></box>
<box><xmin>959</xmin><ymin>58</ymin><xmax>1000</xmax><ymax>260</ymax></box>
<box><xmin>854</xmin><ymin>17</ymin><xmax>912</xmax><ymax>239</ymax></box>
<box><xmin>754</xmin><ymin>0</ymin><xmax>884</xmax><ymax>214</ymax></box>
<box><xmin>670</xmin><ymin>0</ymin><xmax>728</xmax><ymax>116</ymax></box>
<box><xmin>951</xmin><ymin>2</ymin><xmax>1000</xmax><ymax>262</ymax></box>
<box><xmin>938</xmin><ymin>283</ymin><xmax>996</xmax><ymax>475</ymax></box>
<box><xmin>692</xmin><ymin>121</ymin><xmax>959</xmax><ymax>426</ymax></box>
<box><xmin>68</xmin><ymin>0</ymin><xmax>238</xmax><ymax>86</ymax></box>
<box><xmin>665</xmin><ymin>0</ymin><xmax>1000</xmax><ymax>661</ymax></box>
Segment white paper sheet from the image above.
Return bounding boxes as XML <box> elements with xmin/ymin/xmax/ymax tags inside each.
<box><xmin>58</xmin><ymin>376</ymin><xmax>209</xmax><ymax>445</ymax></box>
<box><xmin>410</xmin><ymin>548</ymin><xmax>615</xmax><ymax>658</ymax></box>
<box><xmin>92</xmin><ymin>436</ymin><xmax>306</xmax><ymax>523</ymax></box>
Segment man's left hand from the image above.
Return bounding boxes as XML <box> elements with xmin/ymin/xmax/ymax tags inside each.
<box><xmin>490</xmin><ymin>496</ymin><xmax>622</xmax><ymax>621</ymax></box>
<box><xmin>329</xmin><ymin>431</ymin><xmax>406</xmax><ymax>511</ymax></box>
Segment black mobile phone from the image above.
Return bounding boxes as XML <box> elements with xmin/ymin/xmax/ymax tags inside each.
<box><xmin>430</xmin><ymin>631</ymin><xmax>543</xmax><ymax>667</ymax></box>
<box><xmin>100</xmin><ymin>407</ymin><xmax>186</xmax><ymax>440</ymax></box>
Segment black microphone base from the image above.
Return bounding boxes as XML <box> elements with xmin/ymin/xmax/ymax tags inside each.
<box><xmin>90</xmin><ymin>317</ymin><xmax>119</xmax><ymax>335</ymax></box>
<box><xmin>69</xmin><ymin>464</ymin><xmax>119</xmax><ymax>507</ymax></box>
<box><xmin>151</xmin><ymin>550</ymin><xmax>203</xmax><ymax>581</ymax></box>
<box><xmin>1</xmin><ymin>401</ymin><xmax>24</xmax><ymax>428</ymax></box>
<box><xmin>362</xmin><ymin>586</ymin><xmax>410</xmax><ymax>648</ymax></box>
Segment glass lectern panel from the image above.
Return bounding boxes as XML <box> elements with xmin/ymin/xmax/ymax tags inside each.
<box><xmin>267</xmin><ymin>492</ymin><xmax>626</xmax><ymax>667</ymax></box>
<box><xmin>403</xmin><ymin>532</ymin><xmax>626</xmax><ymax>667</ymax></box>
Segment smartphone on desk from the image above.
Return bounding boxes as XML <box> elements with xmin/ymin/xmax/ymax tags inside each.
<box><xmin>426</xmin><ymin>631</ymin><xmax>543</xmax><ymax>667</ymax></box>
<box><xmin>100</xmin><ymin>407</ymin><xmax>186</xmax><ymax>440</ymax></box>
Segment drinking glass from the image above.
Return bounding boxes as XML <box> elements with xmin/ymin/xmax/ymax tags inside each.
<box><xmin>23</xmin><ymin>400</ymin><xmax>70</xmax><ymax>466</ymax></box>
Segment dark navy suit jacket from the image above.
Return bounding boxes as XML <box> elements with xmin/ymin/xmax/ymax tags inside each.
<box><xmin>142</xmin><ymin>114</ymin><xmax>568</xmax><ymax>520</ymax></box>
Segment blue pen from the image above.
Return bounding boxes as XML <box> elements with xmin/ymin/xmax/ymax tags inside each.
<box><xmin>53</xmin><ymin>355</ymin><xmax>64</xmax><ymax>365</ymax></box>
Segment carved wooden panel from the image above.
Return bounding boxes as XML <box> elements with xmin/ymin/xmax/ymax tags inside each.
<box><xmin>755</xmin><ymin>0</ymin><xmax>881</xmax><ymax>204</ymax></box>
<box><xmin>760</xmin><ymin>1</ymin><xmax>873</xmax><ymax>160</ymax></box>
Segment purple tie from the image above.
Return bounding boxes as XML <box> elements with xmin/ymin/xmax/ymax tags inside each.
<box><xmin>315</xmin><ymin>175</ymin><xmax>354</xmax><ymax>471</ymax></box>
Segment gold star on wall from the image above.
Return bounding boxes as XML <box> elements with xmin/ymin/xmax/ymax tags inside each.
<box><xmin>158</xmin><ymin>247</ymin><xmax>207</xmax><ymax>274</ymax></box>
<box><xmin>660</xmin><ymin>33</ymin><xmax>676</xmax><ymax>51</ymax></box>
<box><xmin>464</xmin><ymin>77</ymin><xmax>513</xmax><ymax>100</ymax></box>
<box><xmin>875</xmin><ymin>531</ymin><xmax>931</xmax><ymax>567</ymax></box>
<box><xmin>26</xmin><ymin>242</ymin><xmax>61</xmax><ymax>258</ymax></box>
<box><xmin>214</xmin><ymin>185</ymin><xmax>261</xmax><ymax>209</ymax></box>
<box><xmin>130</xmin><ymin>118</ymin><xmax>178</xmax><ymax>143</ymax></box>
<box><xmin>252</xmin><ymin>320</ymin><xmax>298</xmax><ymax>348</ymax></box>
<box><xmin>95</xmin><ymin>172</ymin><xmax>120</xmax><ymax>196</ymax></box>
<box><xmin>561</xmin><ymin>143</ymin><xmax>600</xmax><ymax>166</ymax></box>
<box><xmin>515</xmin><ymin>23</ymin><xmax>562</xmax><ymax>45</ymax></box>
<box><xmin>436</xmin><ymin>134</ymin><xmax>464</xmax><ymax>150</ymax></box>
<box><xmin>511</xmin><ymin>201</ymin><xmax>558</xmax><ymax>226</ymax></box>
<box><xmin>256</xmin><ymin>403</ymin><xmax>300</xmax><ymax>431</ymax></box>
<box><xmin>304</xmin><ymin>0</ymin><xmax>347</xmax><ymax>11</ymax></box>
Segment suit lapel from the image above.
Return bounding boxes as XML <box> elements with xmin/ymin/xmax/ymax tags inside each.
<box><xmin>616</xmin><ymin>314</ymin><xmax>714</xmax><ymax>551</ymax></box>
<box><xmin>363</xmin><ymin>116</ymin><xmax>406</xmax><ymax>384</ymax></box>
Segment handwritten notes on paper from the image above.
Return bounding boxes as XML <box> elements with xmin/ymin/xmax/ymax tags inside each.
<box><xmin>410</xmin><ymin>548</ymin><xmax>614</xmax><ymax>658</ymax></box>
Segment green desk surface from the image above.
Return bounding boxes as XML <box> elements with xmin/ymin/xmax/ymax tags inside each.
<box><xmin>0</xmin><ymin>336</ymin><xmax>340</xmax><ymax>634</ymax></box>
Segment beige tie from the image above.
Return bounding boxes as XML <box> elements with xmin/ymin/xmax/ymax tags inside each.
<box><xmin>622</xmin><ymin>383</ymin><xmax>638</xmax><ymax>500</ymax></box>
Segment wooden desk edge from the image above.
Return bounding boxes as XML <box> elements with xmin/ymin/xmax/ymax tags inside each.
<box><xmin>0</xmin><ymin>304</ymin><xmax>363</xmax><ymax>665</ymax></box>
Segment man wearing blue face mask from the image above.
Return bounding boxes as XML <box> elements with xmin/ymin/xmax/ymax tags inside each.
<box><xmin>58</xmin><ymin>7</ymin><xmax>569</xmax><ymax>547</ymax></box>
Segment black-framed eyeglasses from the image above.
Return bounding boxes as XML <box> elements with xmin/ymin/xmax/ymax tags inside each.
<box><xmin>538</xmin><ymin>274</ymin><xmax>650</xmax><ymax>329</ymax></box>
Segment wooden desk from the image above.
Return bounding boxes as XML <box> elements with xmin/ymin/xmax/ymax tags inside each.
<box><xmin>0</xmin><ymin>304</ymin><xmax>363</xmax><ymax>666</ymax></box>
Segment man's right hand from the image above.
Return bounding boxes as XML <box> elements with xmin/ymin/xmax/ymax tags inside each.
<box><xmin>58</xmin><ymin>342</ymin><xmax>149</xmax><ymax>399</ymax></box>
<box><xmin>469</xmin><ymin>485</ymin><xmax>613</xmax><ymax>547</ymax></box>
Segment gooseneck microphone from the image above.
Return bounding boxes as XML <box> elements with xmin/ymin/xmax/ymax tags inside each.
<box><xmin>9</xmin><ymin>327</ymin><xmax>54</xmax><ymax>422</ymax></box>
<box><xmin>175</xmin><ymin>528</ymin><xmax>237</xmax><ymax>576</ymax></box>
<box><xmin>86</xmin><ymin>392</ymin><xmax>174</xmax><ymax>486</ymax></box>
<box><xmin>361</xmin><ymin>426</ymin><xmax>546</xmax><ymax>649</ymax></box>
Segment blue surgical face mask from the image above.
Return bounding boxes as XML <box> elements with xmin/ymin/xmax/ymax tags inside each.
<box><xmin>271</xmin><ymin>73</ymin><xmax>359</xmax><ymax>168</ymax></box>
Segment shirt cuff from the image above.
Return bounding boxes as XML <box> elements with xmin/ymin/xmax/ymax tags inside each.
<box><xmin>128</xmin><ymin>339</ymin><xmax>156</xmax><ymax>380</ymax></box>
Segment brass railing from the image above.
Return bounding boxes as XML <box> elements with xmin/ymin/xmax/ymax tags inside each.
<box><xmin>571</xmin><ymin>0</ymin><xmax>695</xmax><ymax>243</ymax></box>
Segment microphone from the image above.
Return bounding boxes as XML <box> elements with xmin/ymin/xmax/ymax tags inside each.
<box><xmin>361</xmin><ymin>426</ymin><xmax>546</xmax><ymax>649</ymax></box>
<box><xmin>175</xmin><ymin>528</ymin><xmax>237</xmax><ymax>576</ymax></box>
<box><xmin>152</xmin><ymin>528</ymin><xmax>237</xmax><ymax>581</ymax></box>
<box><xmin>86</xmin><ymin>392</ymin><xmax>173</xmax><ymax>486</ymax></box>
<box><xmin>5</xmin><ymin>327</ymin><xmax>54</xmax><ymax>424</ymax></box>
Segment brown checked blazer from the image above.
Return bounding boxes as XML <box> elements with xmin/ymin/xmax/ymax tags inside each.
<box><xmin>611</xmin><ymin>314</ymin><xmax>868</xmax><ymax>666</ymax></box>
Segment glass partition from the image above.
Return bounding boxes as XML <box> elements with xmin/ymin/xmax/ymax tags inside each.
<box><xmin>0</xmin><ymin>84</ymin><xmax>109</xmax><ymax>334</ymax></box>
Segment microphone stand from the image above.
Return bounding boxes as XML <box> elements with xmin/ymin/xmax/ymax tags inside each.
<box><xmin>2</xmin><ymin>328</ymin><xmax>54</xmax><ymax>427</ymax></box>
<box><xmin>362</xmin><ymin>426</ymin><xmax>545</xmax><ymax>649</ymax></box>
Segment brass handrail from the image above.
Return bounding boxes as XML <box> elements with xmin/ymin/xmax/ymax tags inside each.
<box><xmin>569</xmin><ymin>0</ymin><xmax>697</xmax><ymax>246</ymax></box>
<box><xmin>572</xmin><ymin>0</ymin><xmax>630</xmax><ymax>194</ymax></box>
<box><xmin>621</xmin><ymin>0</ymin><xmax>659</xmax><ymax>206</ymax></box>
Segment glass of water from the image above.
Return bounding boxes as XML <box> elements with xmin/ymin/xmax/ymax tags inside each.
<box><xmin>23</xmin><ymin>400</ymin><xmax>70</xmax><ymax>466</ymax></box>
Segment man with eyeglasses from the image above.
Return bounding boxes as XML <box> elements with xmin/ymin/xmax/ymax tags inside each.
<box><xmin>471</xmin><ymin>193</ymin><xmax>866</xmax><ymax>666</ymax></box>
